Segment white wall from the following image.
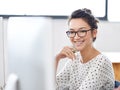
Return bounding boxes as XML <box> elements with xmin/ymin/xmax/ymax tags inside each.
<box><xmin>95</xmin><ymin>21</ymin><xmax>120</xmax><ymax>52</ymax></box>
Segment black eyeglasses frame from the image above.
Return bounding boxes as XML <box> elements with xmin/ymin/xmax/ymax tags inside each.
<box><xmin>66</xmin><ymin>29</ymin><xmax>92</xmax><ymax>38</ymax></box>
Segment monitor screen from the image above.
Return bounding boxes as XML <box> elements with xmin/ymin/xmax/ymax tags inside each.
<box><xmin>7</xmin><ymin>17</ymin><xmax>55</xmax><ymax>90</ymax></box>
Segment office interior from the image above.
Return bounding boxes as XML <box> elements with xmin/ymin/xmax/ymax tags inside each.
<box><xmin>0</xmin><ymin>0</ymin><xmax>120</xmax><ymax>90</ymax></box>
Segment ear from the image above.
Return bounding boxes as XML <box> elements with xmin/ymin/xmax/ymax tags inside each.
<box><xmin>92</xmin><ymin>29</ymin><xmax>97</xmax><ymax>38</ymax></box>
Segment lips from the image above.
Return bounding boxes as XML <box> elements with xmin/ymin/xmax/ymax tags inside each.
<box><xmin>74</xmin><ymin>41</ymin><xmax>84</xmax><ymax>47</ymax></box>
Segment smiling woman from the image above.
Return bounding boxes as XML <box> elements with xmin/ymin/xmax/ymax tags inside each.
<box><xmin>55</xmin><ymin>8</ymin><xmax>115</xmax><ymax>90</ymax></box>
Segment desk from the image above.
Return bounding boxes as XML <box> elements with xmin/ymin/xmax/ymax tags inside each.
<box><xmin>112</xmin><ymin>63</ymin><xmax>120</xmax><ymax>81</ymax></box>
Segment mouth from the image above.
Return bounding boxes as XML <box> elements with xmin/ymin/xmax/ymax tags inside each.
<box><xmin>74</xmin><ymin>41</ymin><xmax>84</xmax><ymax>47</ymax></box>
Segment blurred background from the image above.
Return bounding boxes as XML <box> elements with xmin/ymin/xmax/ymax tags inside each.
<box><xmin>0</xmin><ymin>0</ymin><xmax>120</xmax><ymax>90</ymax></box>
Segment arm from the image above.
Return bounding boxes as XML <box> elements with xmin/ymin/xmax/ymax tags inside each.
<box><xmin>55</xmin><ymin>46</ymin><xmax>75</xmax><ymax>89</ymax></box>
<box><xmin>56</xmin><ymin>60</ymin><xmax>72</xmax><ymax>90</ymax></box>
<box><xmin>55</xmin><ymin>46</ymin><xmax>75</xmax><ymax>73</ymax></box>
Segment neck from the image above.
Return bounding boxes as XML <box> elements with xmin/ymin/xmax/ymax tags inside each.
<box><xmin>80</xmin><ymin>47</ymin><xmax>100</xmax><ymax>63</ymax></box>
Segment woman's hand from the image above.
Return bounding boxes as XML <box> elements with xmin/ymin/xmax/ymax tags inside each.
<box><xmin>56</xmin><ymin>46</ymin><xmax>76</xmax><ymax>62</ymax></box>
<box><xmin>55</xmin><ymin>46</ymin><xmax>76</xmax><ymax>72</ymax></box>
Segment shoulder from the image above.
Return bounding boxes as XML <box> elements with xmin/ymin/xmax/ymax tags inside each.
<box><xmin>90</xmin><ymin>54</ymin><xmax>114</xmax><ymax>79</ymax></box>
<box><xmin>95</xmin><ymin>54</ymin><xmax>112</xmax><ymax>66</ymax></box>
<box><xmin>94</xmin><ymin>54</ymin><xmax>114</xmax><ymax>77</ymax></box>
<box><xmin>91</xmin><ymin>54</ymin><xmax>114</xmax><ymax>74</ymax></box>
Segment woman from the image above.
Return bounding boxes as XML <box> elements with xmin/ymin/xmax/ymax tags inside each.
<box><xmin>55</xmin><ymin>8</ymin><xmax>115</xmax><ymax>90</ymax></box>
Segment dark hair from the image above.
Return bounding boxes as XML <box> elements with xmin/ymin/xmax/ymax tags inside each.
<box><xmin>68</xmin><ymin>8</ymin><xmax>99</xmax><ymax>42</ymax></box>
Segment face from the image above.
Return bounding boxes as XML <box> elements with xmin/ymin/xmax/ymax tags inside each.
<box><xmin>68</xmin><ymin>18</ymin><xmax>97</xmax><ymax>51</ymax></box>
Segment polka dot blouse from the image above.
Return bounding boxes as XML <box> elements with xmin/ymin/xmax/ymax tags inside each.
<box><xmin>56</xmin><ymin>53</ymin><xmax>115</xmax><ymax>90</ymax></box>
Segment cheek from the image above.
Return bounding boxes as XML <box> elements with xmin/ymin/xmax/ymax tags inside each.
<box><xmin>70</xmin><ymin>38</ymin><xmax>74</xmax><ymax>43</ymax></box>
<box><xmin>85</xmin><ymin>35</ymin><xmax>93</xmax><ymax>43</ymax></box>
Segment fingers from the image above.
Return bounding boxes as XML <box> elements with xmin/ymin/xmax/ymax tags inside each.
<box><xmin>60</xmin><ymin>46</ymin><xmax>76</xmax><ymax>60</ymax></box>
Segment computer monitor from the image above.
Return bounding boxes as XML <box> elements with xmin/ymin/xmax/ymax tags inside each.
<box><xmin>7</xmin><ymin>17</ymin><xmax>55</xmax><ymax>90</ymax></box>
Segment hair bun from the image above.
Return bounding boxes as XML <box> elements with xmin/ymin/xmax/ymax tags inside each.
<box><xmin>82</xmin><ymin>8</ymin><xmax>92</xmax><ymax>15</ymax></box>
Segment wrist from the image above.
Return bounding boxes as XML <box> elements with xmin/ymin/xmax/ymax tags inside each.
<box><xmin>56</xmin><ymin>54</ymin><xmax>61</xmax><ymax>62</ymax></box>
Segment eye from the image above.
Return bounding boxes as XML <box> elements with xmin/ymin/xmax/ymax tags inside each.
<box><xmin>70</xmin><ymin>31</ymin><xmax>75</xmax><ymax>34</ymax></box>
<box><xmin>80</xmin><ymin>30</ymin><xmax>87</xmax><ymax>32</ymax></box>
<box><xmin>66</xmin><ymin>31</ymin><xmax>74</xmax><ymax>35</ymax></box>
<box><xmin>66</xmin><ymin>31</ymin><xmax>75</xmax><ymax>34</ymax></box>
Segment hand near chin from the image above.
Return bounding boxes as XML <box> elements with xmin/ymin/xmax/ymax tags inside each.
<box><xmin>56</xmin><ymin>46</ymin><xmax>76</xmax><ymax>61</ymax></box>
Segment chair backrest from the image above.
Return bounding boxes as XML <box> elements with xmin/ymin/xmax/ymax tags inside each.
<box><xmin>112</xmin><ymin>63</ymin><xmax>120</xmax><ymax>81</ymax></box>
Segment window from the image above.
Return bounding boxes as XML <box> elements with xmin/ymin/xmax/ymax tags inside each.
<box><xmin>0</xmin><ymin>0</ymin><xmax>105</xmax><ymax>18</ymax></box>
<box><xmin>108</xmin><ymin>0</ymin><xmax>120</xmax><ymax>22</ymax></box>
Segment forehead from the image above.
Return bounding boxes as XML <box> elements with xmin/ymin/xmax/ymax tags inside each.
<box><xmin>68</xmin><ymin>18</ymin><xmax>90</xmax><ymax>29</ymax></box>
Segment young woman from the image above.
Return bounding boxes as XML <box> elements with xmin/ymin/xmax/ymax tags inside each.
<box><xmin>55</xmin><ymin>8</ymin><xmax>115</xmax><ymax>90</ymax></box>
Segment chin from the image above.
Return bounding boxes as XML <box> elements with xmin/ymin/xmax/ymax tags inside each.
<box><xmin>75</xmin><ymin>47</ymin><xmax>83</xmax><ymax>51</ymax></box>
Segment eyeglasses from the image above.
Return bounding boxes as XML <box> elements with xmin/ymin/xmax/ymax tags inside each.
<box><xmin>66</xmin><ymin>29</ymin><xmax>92</xmax><ymax>38</ymax></box>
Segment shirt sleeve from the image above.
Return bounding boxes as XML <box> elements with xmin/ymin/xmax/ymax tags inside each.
<box><xmin>77</xmin><ymin>55</ymin><xmax>115</xmax><ymax>90</ymax></box>
<box><xmin>56</xmin><ymin>59</ymin><xmax>72</xmax><ymax>90</ymax></box>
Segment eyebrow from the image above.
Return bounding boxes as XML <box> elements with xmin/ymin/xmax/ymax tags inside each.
<box><xmin>69</xmin><ymin>27</ymin><xmax>87</xmax><ymax>31</ymax></box>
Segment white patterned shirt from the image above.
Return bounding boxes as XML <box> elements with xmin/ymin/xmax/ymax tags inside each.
<box><xmin>56</xmin><ymin>53</ymin><xmax>115</xmax><ymax>90</ymax></box>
